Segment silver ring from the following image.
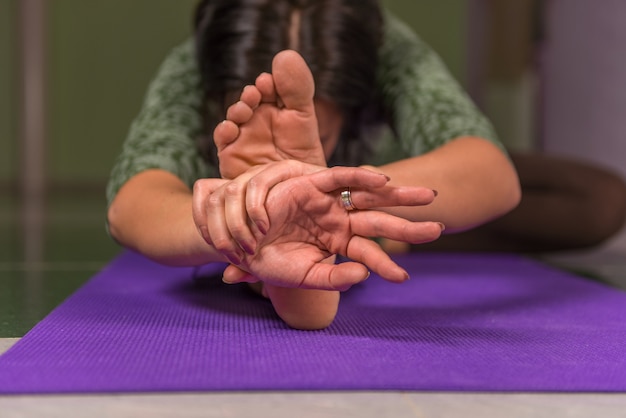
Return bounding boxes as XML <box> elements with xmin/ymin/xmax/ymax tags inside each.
<box><xmin>340</xmin><ymin>188</ymin><xmax>357</xmax><ymax>211</ymax></box>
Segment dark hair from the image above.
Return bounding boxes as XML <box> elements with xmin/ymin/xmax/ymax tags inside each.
<box><xmin>193</xmin><ymin>0</ymin><xmax>384</xmax><ymax>165</ymax></box>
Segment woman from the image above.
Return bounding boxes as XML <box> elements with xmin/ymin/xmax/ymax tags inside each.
<box><xmin>106</xmin><ymin>0</ymin><xmax>521</xmax><ymax>329</ymax></box>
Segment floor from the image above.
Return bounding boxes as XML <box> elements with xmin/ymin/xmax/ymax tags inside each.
<box><xmin>1</xmin><ymin>192</ymin><xmax>626</xmax><ymax>417</ymax></box>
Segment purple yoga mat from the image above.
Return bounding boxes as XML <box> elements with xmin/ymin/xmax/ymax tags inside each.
<box><xmin>1</xmin><ymin>251</ymin><xmax>625</xmax><ymax>393</ymax></box>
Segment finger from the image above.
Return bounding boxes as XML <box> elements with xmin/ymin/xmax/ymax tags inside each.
<box><xmin>307</xmin><ymin>166</ymin><xmax>390</xmax><ymax>193</ymax></box>
<box><xmin>205</xmin><ymin>185</ymin><xmax>244</xmax><ymax>264</ymax></box>
<box><xmin>349</xmin><ymin>211</ymin><xmax>444</xmax><ymax>244</ymax></box>
<box><xmin>223</xmin><ymin>261</ymin><xmax>366</xmax><ymax>292</ymax></box>
<box><xmin>222</xmin><ymin>264</ymin><xmax>260</xmax><ymax>284</ymax></box>
<box><xmin>348</xmin><ymin>186</ymin><xmax>437</xmax><ymax>210</ymax></box>
<box><xmin>219</xmin><ymin>165</ymin><xmax>267</xmax><ymax>252</ymax></box>
<box><xmin>192</xmin><ymin>178</ymin><xmax>229</xmax><ymax>245</ymax></box>
<box><xmin>223</xmin><ymin>178</ymin><xmax>257</xmax><ymax>255</ymax></box>
<box><xmin>345</xmin><ymin>236</ymin><xmax>410</xmax><ymax>283</ymax></box>
<box><xmin>246</xmin><ymin>160</ymin><xmax>325</xmax><ymax>234</ymax></box>
<box><xmin>301</xmin><ymin>260</ymin><xmax>370</xmax><ymax>291</ymax></box>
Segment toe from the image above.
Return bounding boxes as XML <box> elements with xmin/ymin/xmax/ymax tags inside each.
<box><xmin>226</xmin><ymin>101</ymin><xmax>254</xmax><ymax>124</ymax></box>
<box><xmin>213</xmin><ymin>120</ymin><xmax>240</xmax><ymax>149</ymax></box>
<box><xmin>272</xmin><ymin>50</ymin><xmax>315</xmax><ymax>112</ymax></box>
<box><xmin>240</xmin><ymin>85</ymin><xmax>262</xmax><ymax>109</ymax></box>
<box><xmin>255</xmin><ymin>72</ymin><xmax>277</xmax><ymax>103</ymax></box>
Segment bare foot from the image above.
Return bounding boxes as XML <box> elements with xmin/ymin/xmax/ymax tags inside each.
<box><xmin>213</xmin><ymin>50</ymin><xmax>339</xmax><ymax>330</ymax></box>
<box><xmin>214</xmin><ymin>50</ymin><xmax>327</xmax><ymax>180</ymax></box>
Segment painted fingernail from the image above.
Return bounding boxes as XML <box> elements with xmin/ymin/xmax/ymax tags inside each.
<box><xmin>198</xmin><ymin>226</ymin><xmax>211</xmax><ymax>244</ymax></box>
<box><xmin>241</xmin><ymin>240</ymin><xmax>256</xmax><ymax>255</ymax></box>
<box><xmin>226</xmin><ymin>251</ymin><xmax>242</xmax><ymax>265</ymax></box>
<box><xmin>256</xmin><ymin>220</ymin><xmax>268</xmax><ymax>235</ymax></box>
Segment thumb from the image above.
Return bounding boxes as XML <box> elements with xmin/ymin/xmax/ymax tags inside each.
<box><xmin>305</xmin><ymin>261</ymin><xmax>370</xmax><ymax>291</ymax></box>
<box><xmin>222</xmin><ymin>264</ymin><xmax>259</xmax><ymax>284</ymax></box>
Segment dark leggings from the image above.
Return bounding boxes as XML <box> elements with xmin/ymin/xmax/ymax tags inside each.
<box><xmin>416</xmin><ymin>152</ymin><xmax>626</xmax><ymax>253</ymax></box>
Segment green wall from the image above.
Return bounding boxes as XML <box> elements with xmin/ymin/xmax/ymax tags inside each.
<box><xmin>47</xmin><ymin>0</ymin><xmax>197</xmax><ymax>185</ymax></box>
<box><xmin>0</xmin><ymin>0</ymin><xmax>17</xmax><ymax>185</ymax></box>
<box><xmin>383</xmin><ymin>0</ymin><xmax>468</xmax><ymax>84</ymax></box>
<box><xmin>2</xmin><ymin>0</ymin><xmax>467</xmax><ymax>187</ymax></box>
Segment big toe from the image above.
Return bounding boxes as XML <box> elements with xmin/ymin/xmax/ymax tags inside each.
<box><xmin>272</xmin><ymin>50</ymin><xmax>315</xmax><ymax>112</ymax></box>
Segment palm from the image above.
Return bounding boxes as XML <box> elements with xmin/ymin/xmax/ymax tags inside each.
<box><xmin>227</xmin><ymin>169</ymin><xmax>442</xmax><ymax>290</ymax></box>
<box><xmin>238</xmin><ymin>183</ymin><xmax>353</xmax><ymax>288</ymax></box>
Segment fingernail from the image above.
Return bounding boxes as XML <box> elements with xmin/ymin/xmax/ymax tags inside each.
<box><xmin>399</xmin><ymin>269</ymin><xmax>410</xmax><ymax>281</ymax></box>
<box><xmin>256</xmin><ymin>220</ymin><xmax>268</xmax><ymax>235</ymax></box>
<box><xmin>437</xmin><ymin>222</ymin><xmax>446</xmax><ymax>232</ymax></box>
<box><xmin>198</xmin><ymin>226</ymin><xmax>211</xmax><ymax>244</ymax></box>
<box><xmin>432</xmin><ymin>189</ymin><xmax>439</xmax><ymax>197</ymax></box>
<box><xmin>384</xmin><ymin>174</ymin><xmax>391</xmax><ymax>181</ymax></box>
<box><xmin>226</xmin><ymin>252</ymin><xmax>242</xmax><ymax>265</ymax></box>
<box><xmin>222</xmin><ymin>275</ymin><xmax>234</xmax><ymax>285</ymax></box>
<box><xmin>241</xmin><ymin>240</ymin><xmax>256</xmax><ymax>255</ymax></box>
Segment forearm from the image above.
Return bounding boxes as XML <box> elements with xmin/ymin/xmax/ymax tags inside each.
<box><xmin>107</xmin><ymin>169</ymin><xmax>227</xmax><ymax>266</ymax></box>
<box><xmin>366</xmin><ymin>136</ymin><xmax>521</xmax><ymax>232</ymax></box>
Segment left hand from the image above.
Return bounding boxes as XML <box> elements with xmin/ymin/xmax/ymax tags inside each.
<box><xmin>193</xmin><ymin>160</ymin><xmax>326</xmax><ymax>263</ymax></box>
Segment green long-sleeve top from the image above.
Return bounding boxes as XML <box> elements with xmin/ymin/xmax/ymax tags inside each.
<box><xmin>106</xmin><ymin>13</ymin><xmax>500</xmax><ymax>207</ymax></box>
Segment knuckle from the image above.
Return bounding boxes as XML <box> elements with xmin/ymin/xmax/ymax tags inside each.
<box><xmin>248</xmin><ymin>205</ymin><xmax>265</xmax><ymax>221</ymax></box>
<box><xmin>192</xmin><ymin>179</ymin><xmax>207</xmax><ymax>194</ymax></box>
<box><xmin>401</xmin><ymin>223</ymin><xmax>413</xmax><ymax>239</ymax></box>
<box><xmin>247</xmin><ymin>176</ymin><xmax>260</xmax><ymax>190</ymax></box>
<box><xmin>212</xmin><ymin>236</ymin><xmax>234</xmax><ymax>253</ymax></box>
<box><xmin>207</xmin><ymin>193</ymin><xmax>222</xmax><ymax>209</ymax></box>
<box><xmin>228</xmin><ymin>223</ymin><xmax>247</xmax><ymax>238</ymax></box>
<box><xmin>224</xmin><ymin>182</ymin><xmax>241</xmax><ymax>196</ymax></box>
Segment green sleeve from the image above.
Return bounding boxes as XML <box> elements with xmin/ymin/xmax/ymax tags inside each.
<box><xmin>105</xmin><ymin>39</ymin><xmax>215</xmax><ymax>208</ymax></box>
<box><xmin>373</xmin><ymin>12</ymin><xmax>503</xmax><ymax>163</ymax></box>
<box><xmin>107</xmin><ymin>13</ymin><xmax>504</xmax><ymax>207</ymax></box>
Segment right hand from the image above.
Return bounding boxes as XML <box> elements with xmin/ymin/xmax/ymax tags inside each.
<box><xmin>194</xmin><ymin>164</ymin><xmax>443</xmax><ymax>290</ymax></box>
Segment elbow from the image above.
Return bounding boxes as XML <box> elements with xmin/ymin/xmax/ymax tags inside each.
<box><xmin>501</xmin><ymin>169</ymin><xmax>522</xmax><ymax>216</ymax></box>
<box><xmin>483</xmin><ymin>162</ymin><xmax>522</xmax><ymax>225</ymax></box>
<box><xmin>107</xmin><ymin>197</ymin><xmax>139</xmax><ymax>253</ymax></box>
<box><xmin>106</xmin><ymin>200</ymin><xmax>124</xmax><ymax>244</ymax></box>
<box><xmin>503</xmin><ymin>162</ymin><xmax>523</xmax><ymax>215</ymax></box>
<box><xmin>484</xmin><ymin>142</ymin><xmax>522</xmax><ymax>219</ymax></box>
